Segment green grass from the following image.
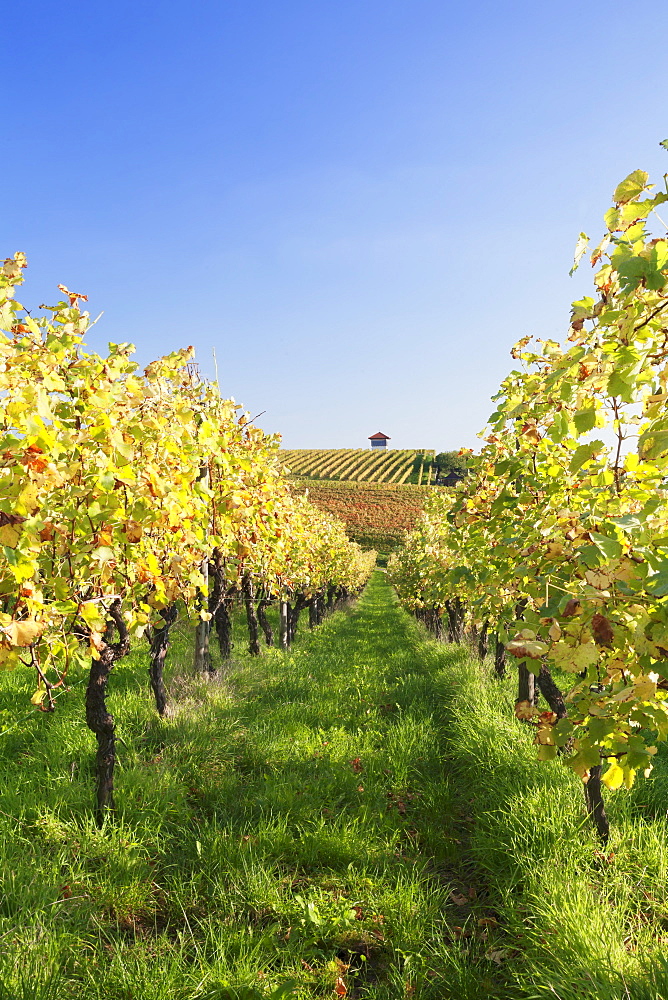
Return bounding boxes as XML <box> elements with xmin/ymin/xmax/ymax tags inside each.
<box><xmin>2</xmin><ymin>574</ymin><xmax>668</xmax><ymax>997</ymax></box>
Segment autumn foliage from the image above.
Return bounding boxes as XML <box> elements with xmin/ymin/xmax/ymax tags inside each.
<box><xmin>390</xmin><ymin>159</ymin><xmax>668</xmax><ymax>796</ymax></box>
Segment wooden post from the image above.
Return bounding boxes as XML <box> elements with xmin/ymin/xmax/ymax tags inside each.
<box><xmin>517</xmin><ymin>661</ymin><xmax>537</xmax><ymax>706</ymax></box>
<box><xmin>279</xmin><ymin>600</ymin><xmax>289</xmax><ymax>650</ymax></box>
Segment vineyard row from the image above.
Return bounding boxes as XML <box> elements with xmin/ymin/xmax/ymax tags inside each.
<box><xmin>0</xmin><ymin>255</ymin><xmax>376</xmax><ymax>818</ymax></box>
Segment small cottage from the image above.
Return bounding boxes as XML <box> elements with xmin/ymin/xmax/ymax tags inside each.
<box><xmin>368</xmin><ymin>432</ymin><xmax>390</xmax><ymax>450</ymax></box>
<box><xmin>437</xmin><ymin>469</ymin><xmax>468</xmax><ymax>487</ymax></box>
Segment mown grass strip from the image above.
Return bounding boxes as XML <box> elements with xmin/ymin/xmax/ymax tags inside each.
<box><xmin>434</xmin><ymin>634</ymin><xmax>668</xmax><ymax>999</ymax></box>
<box><xmin>0</xmin><ymin>572</ymin><xmax>485</xmax><ymax>998</ymax></box>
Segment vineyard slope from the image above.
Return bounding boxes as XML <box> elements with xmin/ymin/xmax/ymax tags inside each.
<box><xmin>281</xmin><ymin>449</ymin><xmax>435</xmax><ymax>486</ymax></box>
<box><xmin>291</xmin><ymin>480</ymin><xmax>432</xmax><ymax>550</ymax></box>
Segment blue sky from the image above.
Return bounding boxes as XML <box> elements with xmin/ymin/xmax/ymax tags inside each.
<box><xmin>6</xmin><ymin>1</ymin><xmax>668</xmax><ymax>450</ymax></box>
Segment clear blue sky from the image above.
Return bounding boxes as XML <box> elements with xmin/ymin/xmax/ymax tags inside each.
<box><xmin>6</xmin><ymin>1</ymin><xmax>668</xmax><ymax>450</ymax></box>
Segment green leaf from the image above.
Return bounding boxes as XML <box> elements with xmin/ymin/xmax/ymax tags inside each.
<box><xmin>99</xmin><ymin>471</ymin><xmax>116</xmax><ymax>491</ymax></box>
<box><xmin>589</xmin><ymin>532</ymin><xmax>622</xmax><ymax>560</ymax></box>
<box><xmin>568</xmin><ymin>746</ymin><xmax>601</xmax><ymax>777</ymax></box>
<box><xmin>569</xmin><ymin>441</ymin><xmax>605</xmax><ymax>473</ymax></box>
<box><xmin>553</xmin><ymin>718</ymin><xmax>574</xmax><ymax>747</ymax></box>
<box><xmin>639</xmin><ymin>427</ymin><xmax>668</xmax><ymax>460</ymax></box>
<box><xmin>607</xmin><ymin>369</ymin><xmax>634</xmax><ymax>401</ymax></box>
<box><xmin>620</xmin><ymin>201</ymin><xmax>653</xmax><ymax>228</ymax></box>
<box><xmin>645</xmin><ymin>565</ymin><xmax>668</xmax><ymax>597</ymax></box>
<box><xmin>269</xmin><ymin>983</ymin><xmax>300</xmax><ymax>1000</ymax></box>
<box><xmin>615</xmin><ymin>253</ymin><xmax>650</xmax><ymax>292</ymax></box>
<box><xmin>604</xmin><ymin>207</ymin><xmax>620</xmax><ymax>231</ymax></box>
<box><xmin>573</xmin><ymin>407</ymin><xmax>597</xmax><ymax>434</ymax></box>
<box><xmin>548</xmin><ymin>409</ymin><xmax>569</xmax><ymax>443</ymax></box>
<box><xmin>571</xmin><ymin>297</ymin><xmax>595</xmax><ymax>320</ymax></box>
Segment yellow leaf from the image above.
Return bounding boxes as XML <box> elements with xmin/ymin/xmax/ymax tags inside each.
<box><xmin>3</xmin><ymin>620</ymin><xmax>45</xmax><ymax>647</ymax></box>
<box><xmin>602</xmin><ymin>762</ymin><xmax>624</xmax><ymax>790</ymax></box>
<box><xmin>549</xmin><ymin>640</ymin><xmax>599</xmax><ymax>673</ymax></box>
<box><xmin>79</xmin><ymin>601</ymin><xmax>106</xmax><ymax>630</ymax></box>
<box><xmin>0</xmin><ymin>523</ymin><xmax>21</xmax><ymax>547</ymax></box>
<box><xmin>548</xmin><ymin>621</ymin><xmax>562</xmax><ymax>642</ymax></box>
<box><xmin>16</xmin><ymin>484</ymin><xmax>40</xmax><ymax>514</ymax></box>
<box><xmin>585</xmin><ymin>568</ymin><xmax>614</xmax><ymax>590</ymax></box>
<box><xmin>624</xmin><ymin>768</ymin><xmax>637</xmax><ymax>790</ymax></box>
<box><xmin>0</xmin><ymin>647</ymin><xmax>20</xmax><ymax>670</ymax></box>
<box><xmin>124</xmin><ymin>521</ymin><xmax>142</xmax><ymax>542</ymax></box>
<box><xmin>633</xmin><ymin>675</ymin><xmax>658</xmax><ymax>701</ymax></box>
<box><xmin>31</xmin><ymin>688</ymin><xmax>47</xmax><ymax>706</ymax></box>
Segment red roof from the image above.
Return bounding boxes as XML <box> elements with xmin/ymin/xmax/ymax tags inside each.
<box><xmin>368</xmin><ymin>431</ymin><xmax>390</xmax><ymax>440</ymax></box>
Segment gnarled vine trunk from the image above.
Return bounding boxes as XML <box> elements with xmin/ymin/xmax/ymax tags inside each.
<box><xmin>445</xmin><ymin>598</ymin><xmax>465</xmax><ymax>642</ymax></box>
<box><xmin>209</xmin><ymin>550</ymin><xmax>233</xmax><ymax>662</ymax></box>
<box><xmin>584</xmin><ymin>764</ymin><xmax>610</xmax><ymax>843</ymax></box>
<box><xmin>148</xmin><ymin>602</ymin><xmax>178</xmax><ymax>717</ymax></box>
<box><xmin>493</xmin><ymin>633</ymin><xmax>506</xmax><ymax>678</ymax></box>
<box><xmin>242</xmin><ymin>572</ymin><xmax>261</xmax><ymax>656</ymax></box>
<box><xmin>288</xmin><ymin>594</ymin><xmax>309</xmax><ymax>644</ymax></box>
<box><xmin>536</xmin><ymin>663</ymin><xmax>567</xmax><ymax>719</ymax></box>
<box><xmin>85</xmin><ymin>601</ymin><xmax>130</xmax><ymax>823</ymax></box>
<box><xmin>257</xmin><ymin>598</ymin><xmax>274</xmax><ymax>646</ymax></box>
<box><xmin>478</xmin><ymin>619</ymin><xmax>489</xmax><ymax>662</ymax></box>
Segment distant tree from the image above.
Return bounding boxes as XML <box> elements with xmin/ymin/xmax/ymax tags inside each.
<box><xmin>434</xmin><ymin>450</ymin><xmax>469</xmax><ymax>475</ymax></box>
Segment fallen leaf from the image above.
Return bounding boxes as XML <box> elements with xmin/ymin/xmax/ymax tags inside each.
<box><xmin>451</xmin><ymin>925</ymin><xmax>471</xmax><ymax>940</ymax></box>
<box><xmin>449</xmin><ymin>891</ymin><xmax>469</xmax><ymax>906</ymax></box>
<box><xmin>334</xmin><ymin>976</ymin><xmax>347</xmax><ymax>996</ymax></box>
<box><xmin>350</xmin><ymin>758</ymin><xmax>363</xmax><ymax>773</ymax></box>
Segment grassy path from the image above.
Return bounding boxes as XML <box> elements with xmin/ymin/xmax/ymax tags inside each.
<box><xmin>4</xmin><ymin>571</ymin><xmax>668</xmax><ymax>998</ymax></box>
<box><xmin>0</xmin><ymin>570</ymin><xmax>507</xmax><ymax>999</ymax></box>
